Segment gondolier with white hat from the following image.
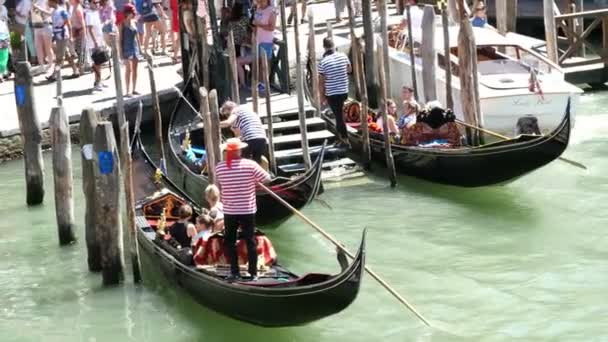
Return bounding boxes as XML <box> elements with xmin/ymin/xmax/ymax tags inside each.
<box><xmin>215</xmin><ymin>137</ymin><xmax>271</xmax><ymax>281</ymax></box>
<box><xmin>220</xmin><ymin>101</ymin><xmax>268</xmax><ymax>165</ymax></box>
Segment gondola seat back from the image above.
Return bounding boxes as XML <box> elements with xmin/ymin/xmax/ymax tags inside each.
<box><xmin>194</xmin><ymin>233</ymin><xmax>277</xmax><ymax>268</ymax></box>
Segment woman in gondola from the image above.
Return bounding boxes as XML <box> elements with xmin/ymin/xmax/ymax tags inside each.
<box><xmin>376</xmin><ymin>99</ymin><xmax>399</xmax><ymax>136</ymax></box>
<box><xmin>167</xmin><ymin>204</ymin><xmax>196</xmax><ymax>248</ymax></box>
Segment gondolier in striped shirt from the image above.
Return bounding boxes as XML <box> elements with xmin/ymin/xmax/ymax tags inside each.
<box><xmin>215</xmin><ymin>138</ymin><xmax>271</xmax><ymax>281</ymax></box>
<box><xmin>318</xmin><ymin>37</ymin><xmax>352</xmax><ymax>147</ymax></box>
<box><xmin>220</xmin><ymin>101</ymin><xmax>268</xmax><ymax>164</ymax></box>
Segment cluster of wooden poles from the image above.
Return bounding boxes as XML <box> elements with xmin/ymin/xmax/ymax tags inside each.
<box><xmin>12</xmin><ymin>34</ymin><xmax>174</xmax><ymax>285</ymax></box>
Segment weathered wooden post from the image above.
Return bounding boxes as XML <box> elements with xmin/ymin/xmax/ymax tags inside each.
<box><xmin>574</xmin><ymin>0</ymin><xmax>585</xmax><ymax>57</ymax></box>
<box><xmin>199</xmin><ymin>88</ymin><xmax>216</xmax><ymax>183</ymax></box>
<box><xmin>457</xmin><ymin>5</ymin><xmax>482</xmax><ymax>145</ymax></box>
<box><xmin>55</xmin><ymin>68</ymin><xmax>62</xmax><ymax>106</ymax></box>
<box><xmin>200</xmin><ymin>17</ymin><xmax>210</xmax><ymax>89</ymax></box>
<box><xmin>50</xmin><ymin>105</ymin><xmax>76</xmax><ymax>245</ymax></box>
<box><xmin>405</xmin><ymin>4</ymin><xmax>419</xmax><ymax>100</ymax></box>
<box><xmin>307</xmin><ymin>12</ymin><xmax>321</xmax><ymax>117</ymax></box>
<box><xmin>421</xmin><ymin>5</ymin><xmax>437</xmax><ymax>102</ymax></box>
<box><xmin>227</xmin><ymin>30</ymin><xmax>240</xmax><ymax>103</ymax></box>
<box><xmin>251</xmin><ymin>29</ymin><xmax>260</xmax><ymax>114</ymax></box>
<box><xmin>279</xmin><ymin>0</ymin><xmax>291</xmax><ymax>93</ymax></box>
<box><xmin>261</xmin><ymin>52</ymin><xmax>277</xmax><ymax>175</ymax></box>
<box><xmin>543</xmin><ymin>0</ymin><xmax>559</xmax><ymax>63</ymax></box>
<box><xmin>14</xmin><ymin>62</ymin><xmax>44</xmax><ymax>205</ymax></box>
<box><xmin>376</xmin><ymin>36</ymin><xmax>397</xmax><ymax>187</ymax></box>
<box><xmin>356</xmin><ymin>38</ymin><xmax>372</xmax><ymax>169</ymax></box>
<box><xmin>293</xmin><ymin>2</ymin><xmax>312</xmax><ymax>169</ymax></box>
<box><xmin>441</xmin><ymin>5</ymin><xmax>454</xmax><ymax>110</ymax></box>
<box><xmin>110</xmin><ymin>34</ymin><xmax>126</xmax><ymax>129</ymax></box>
<box><xmin>94</xmin><ymin>121</ymin><xmax>124</xmax><ymax>285</ymax></box>
<box><xmin>146</xmin><ymin>55</ymin><xmax>166</xmax><ymax>169</ymax></box>
<box><xmin>80</xmin><ymin>108</ymin><xmax>101</xmax><ymax>271</ymax></box>
<box><xmin>209</xmin><ymin>89</ymin><xmax>223</xmax><ymax>163</ymax></box>
<box><xmin>362</xmin><ymin>0</ymin><xmax>378</xmax><ymax>107</ymax></box>
<box><xmin>119</xmin><ymin>123</ymin><xmax>142</xmax><ymax>283</ymax></box>
<box><xmin>496</xmin><ymin>0</ymin><xmax>518</xmax><ymax>35</ymax></box>
<box><xmin>326</xmin><ymin>20</ymin><xmax>333</xmax><ymax>40</ymax></box>
<box><xmin>378</xmin><ymin>0</ymin><xmax>391</xmax><ymax>93</ymax></box>
<box><xmin>346</xmin><ymin>0</ymin><xmax>362</xmax><ymax>100</ymax></box>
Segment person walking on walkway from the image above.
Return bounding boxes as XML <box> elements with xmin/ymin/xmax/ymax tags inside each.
<box><xmin>252</xmin><ymin>0</ymin><xmax>275</xmax><ymax>93</ymax></box>
<box><xmin>215</xmin><ymin>137</ymin><xmax>271</xmax><ymax>282</ymax></box>
<box><xmin>47</xmin><ymin>0</ymin><xmax>80</xmax><ymax>81</ymax></box>
<box><xmin>31</xmin><ymin>0</ymin><xmax>54</xmax><ymax>71</ymax></box>
<box><xmin>121</xmin><ymin>3</ymin><xmax>140</xmax><ymax>96</ymax></box>
<box><xmin>219</xmin><ymin>100</ymin><xmax>268</xmax><ymax>164</ymax></box>
<box><xmin>318</xmin><ymin>36</ymin><xmax>351</xmax><ymax>147</ymax></box>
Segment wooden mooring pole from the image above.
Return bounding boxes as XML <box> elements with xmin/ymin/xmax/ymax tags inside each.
<box><xmin>308</xmin><ymin>12</ymin><xmax>321</xmax><ymax>117</ymax></box>
<box><xmin>293</xmin><ymin>1</ymin><xmax>312</xmax><ymax>170</ymax></box>
<box><xmin>199</xmin><ymin>88</ymin><xmax>217</xmax><ymax>184</ymax></box>
<box><xmin>543</xmin><ymin>0</ymin><xmax>559</xmax><ymax>63</ymax></box>
<box><xmin>441</xmin><ymin>5</ymin><xmax>454</xmax><ymax>110</ymax></box>
<box><xmin>405</xmin><ymin>4</ymin><xmax>419</xmax><ymax>100</ymax></box>
<box><xmin>80</xmin><ymin>108</ymin><xmax>101</xmax><ymax>272</ymax></box>
<box><xmin>208</xmin><ymin>89</ymin><xmax>223</xmax><ymax>163</ymax></box>
<box><xmin>356</xmin><ymin>38</ymin><xmax>372</xmax><ymax>169</ymax></box>
<box><xmin>457</xmin><ymin>2</ymin><xmax>482</xmax><ymax>145</ymax></box>
<box><xmin>376</xmin><ymin>36</ymin><xmax>397</xmax><ymax>187</ymax></box>
<box><xmin>346</xmin><ymin>0</ymin><xmax>362</xmax><ymax>100</ymax></box>
<box><xmin>251</xmin><ymin>29</ymin><xmax>260</xmax><ymax>114</ymax></box>
<box><xmin>378</xmin><ymin>0</ymin><xmax>391</xmax><ymax>94</ymax></box>
<box><xmin>146</xmin><ymin>55</ymin><xmax>166</xmax><ymax>170</ymax></box>
<box><xmin>421</xmin><ymin>5</ymin><xmax>437</xmax><ymax>102</ymax></box>
<box><xmin>110</xmin><ymin>34</ymin><xmax>126</xmax><ymax>129</ymax></box>
<box><xmin>14</xmin><ymin>62</ymin><xmax>44</xmax><ymax>205</ymax></box>
<box><xmin>261</xmin><ymin>51</ymin><xmax>277</xmax><ymax>175</ymax></box>
<box><xmin>94</xmin><ymin>121</ymin><xmax>124</xmax><ymax>285</ymax></box>
<box><xmin>496</xmin><ymin>0</ymin><xmax>518</xmax><ymax>35</ymax></box>
<box><xmin>120</xmin><ymin>123</ymin><xmax>142</xmax><ymax>283</ymax></box>
<box><xmin>362</xmin><ymin>0</ymin><xmax>378</xmax><ymax>107</ymax></box>
<box><xmin>227</xmin><ymin>30</ymin><xmax>240</xmax><ymax>103</ymax></box>
<box><xmin>50</xmin><ymin>105</ymin><xmax>76</xmax><ymax>245</ymax></box>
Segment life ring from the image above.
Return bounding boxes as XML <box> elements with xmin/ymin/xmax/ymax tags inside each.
<box><xmin>344</xmin><ymin>102</ymin><xmax>361</xmax><ymax>123</ymax></box>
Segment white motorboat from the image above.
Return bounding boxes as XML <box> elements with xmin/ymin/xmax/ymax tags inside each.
<box><xmin>386</xmin><ymin>20</ymin><xmax>583</xmax><ymax>135</ymax></box>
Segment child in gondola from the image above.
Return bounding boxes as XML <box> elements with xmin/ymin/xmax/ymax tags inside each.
<box><xmin>205</xmin><ymin>184</ymin><xmax>224</xmax><ymax>231</ymax></box>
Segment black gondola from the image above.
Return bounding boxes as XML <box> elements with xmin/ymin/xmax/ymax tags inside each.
<box><xmin>131</xmin><ymin>137</ymin><xmax>365</xmax><ymax>327</ymax></box>
<box><xmin>324</xmin><ymin>101</ymin><xmax>572</xmax><ymax>187</ymax></box>
<box><xmin>165</xmin><ymin>101</ymin><xmax>325</xmax><ymax>226</ymax></box>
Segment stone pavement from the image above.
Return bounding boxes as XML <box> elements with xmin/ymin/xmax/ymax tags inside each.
<box><xmin>0</xmin><ymin>54</ymin><xmax>181</xmax><ymax>137</ymax></box>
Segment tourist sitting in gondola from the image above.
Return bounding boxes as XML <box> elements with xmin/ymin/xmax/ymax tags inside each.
<box><xmin>205</xmin><ymin>184</ymin><xmax>224</xmax><ymax>231</ymax></box>
<box><xmin>180</xmin><ymin>132</ymin><xmax>207</xmax><ymax>174</ymax></box>
<box><xmin>376</xmin><ymin>99</ymin><xmax>400</xmax><ymax>138</ymax></box>
<box><xmin>397</xmin><ymin>99</ymin><xmax>419</xmax><ymax>130</ymax></box>
<box><xmin>166</xmin><ymin>204</ymin><xmax>197</xmax><ymax>248</ymax></box>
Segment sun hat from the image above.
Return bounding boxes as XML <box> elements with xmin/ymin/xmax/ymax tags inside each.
<box><xmin>220</xmin><ymin>137</ymin><xmax>248</xmax><ymax>151</ymax></box>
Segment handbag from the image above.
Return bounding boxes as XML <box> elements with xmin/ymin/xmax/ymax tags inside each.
<box><xmin>91</xmin><ymin>47</ymin><xmax>109</xmax><ymax>65</ymax></box>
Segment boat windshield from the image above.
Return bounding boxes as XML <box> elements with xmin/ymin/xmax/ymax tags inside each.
<box><xmin>476</xmin><ymin>45</ymin><xmax>555</xmax><ymax>76</ymax></box>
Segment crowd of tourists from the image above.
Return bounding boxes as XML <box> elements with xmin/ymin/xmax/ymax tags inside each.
<box><xmin>1</xmin><ymin>0</ymin><xmax>182</xmax><ymax>89</ymax></box>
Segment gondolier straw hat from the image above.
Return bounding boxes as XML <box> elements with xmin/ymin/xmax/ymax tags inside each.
<box><xmin>221</xmin><ymin>137</ymin><xmax>248</xmax><ymax>151</ymax></box>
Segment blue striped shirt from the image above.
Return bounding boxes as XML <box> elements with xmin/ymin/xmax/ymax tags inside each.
<box><xmin>318</xmin><ymin>51</ymin><xmax>350</xmax><ymax>96</ymax></box>
<box><xmin>232</xmin><ymin>108</ymin><xmax>267</xmax><ymax>142</ymax></box>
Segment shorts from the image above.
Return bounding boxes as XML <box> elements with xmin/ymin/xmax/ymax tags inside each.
<box><xmin>143</xmin><ymin>13</ymin><xmax>161</xmax><ymax>23</ymax></box>
<box><xmin>258</xmin><ymin>42</ymin><xmax>273</xmax><ymax>59</ymax></box>
<box><xmin>137</xmin><ymin>18</ymin><xmax>145</xmax><ymax>34</ymax></box>
<box><xmin>54</xmin><ymin>39</ymin><xmax>72</xmax><ymax>63</ymax></box>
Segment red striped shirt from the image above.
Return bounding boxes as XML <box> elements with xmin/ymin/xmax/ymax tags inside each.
<box><xmin>215</xmin><ymin>158</ymin><xmax>271</xmax><ymax>215</ymax></box>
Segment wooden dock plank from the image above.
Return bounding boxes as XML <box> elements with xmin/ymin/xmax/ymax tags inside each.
<box><xmin>263</xmin><ymin>117</ymin><xmax>326</xmax><ymax>132</ymax></box>
<box><xmin>272</xmin><ymin>130</ymin><xmax>335</xmax><ymax>146</ymax></box>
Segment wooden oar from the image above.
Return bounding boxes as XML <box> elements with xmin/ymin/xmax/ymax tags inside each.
<box><xmin>257</xmin><ymin>183</ymin><xmax>432</xmax><ymax>327</ymax></box>
<box><xmin>455</xmin><ymin>119</ymin><xmax>587</xmax><ymax>170</ymax></box>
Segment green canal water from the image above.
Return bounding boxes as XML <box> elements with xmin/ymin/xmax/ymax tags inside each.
<box><xmin>1</xmin><ymin>92</ymin><xmax>608</xmax><ymax>341</ymax></box>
